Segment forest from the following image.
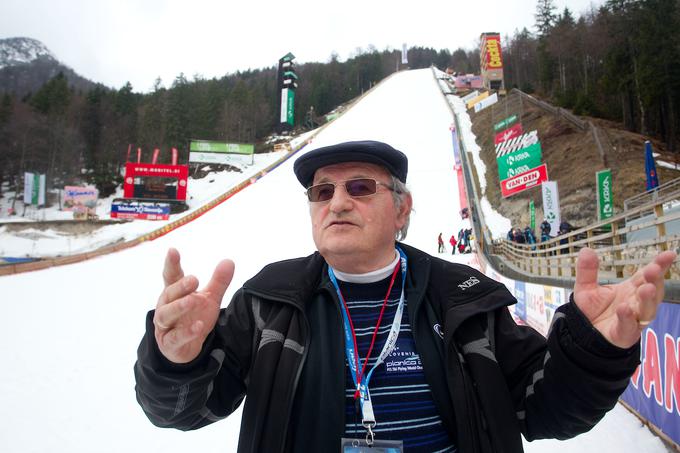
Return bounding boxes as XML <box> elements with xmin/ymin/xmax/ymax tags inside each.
<box><xmin>0</xmin><ymin>0</ymin><xmax>678</xmax><ymax>197</ymax></box>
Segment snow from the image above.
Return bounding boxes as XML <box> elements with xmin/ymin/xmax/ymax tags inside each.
<box><xmin>0</xmin><ymin>37</ymin><xmax>54</xmax><ymax>68</ymax></box>
<box><xmin>0</xmin><ymin>68</ymin><xmax>670</xmax><ymax>453</ymax></box>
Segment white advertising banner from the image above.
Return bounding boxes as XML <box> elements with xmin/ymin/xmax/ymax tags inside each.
<box><xmin>473</xmin><ymin>93</ymin><xmax>498</xmax><ymax>112</ymax></box>
<box><xmin>280</xmin><ymin>88</ymin><xmax>289</xmax><ymax>123</ymax></box>
<box><xmin>525</xmin><ymin>282</ymin><xmax>549</xmax><ymax>336</ymax></box>
<box><xmin>401</xmin><ymin>43</ymin><xmax>408</xmax><ymax>64</ymax></box>
<box><xmin>189</xmin><ymin>152</ymin><xmax>254</xmax><ymax>166</ymax></box>
<box><xmin>541</xmin><ymin>181</ymin><xmax>561</xmax><ymax>235</ymax></box>
<box><xmin>23</xmin><ymin>172</ymin><xmax>46</xmax><ymax>206</ymax></box>
<box><xmin>461</xmin><ymin>90</ymin><xmax>480</xmax><ymax>103</ymax></box>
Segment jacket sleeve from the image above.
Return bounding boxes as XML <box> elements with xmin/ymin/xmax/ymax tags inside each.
<box><xmin>134</xmin><ymin>288</ymin><xmax>257</xmax><ymax>430</ymax></box>
<box><xmin>494</xmin><ymin>296</ymin><xmax>640</xmax><ymax>441</ymax></box>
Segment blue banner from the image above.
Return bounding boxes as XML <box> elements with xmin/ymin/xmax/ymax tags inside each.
<box><xmin>451</xmin><ymin>126</ymin><xmax>461</xmax><ymax>167</ymax></box>
<box><xmin>621</xmin><ymin>301</ymin><xmax>680</xmax><ymax>446</ymax></box>
<box><xmin>645</xmin><ymin>141</ymin><xmax>659</xmax><ymax>191</ymax></box>
<box><xmin>513</xmin><ymin>281</ymin><xmax>526</xmax><ymax>320</ymax></box>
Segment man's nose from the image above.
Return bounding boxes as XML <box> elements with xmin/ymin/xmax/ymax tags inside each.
<box><xmin>328</xmin><ymin>184</ymin><xmax>353</xmax><ymax>212</ymax></box>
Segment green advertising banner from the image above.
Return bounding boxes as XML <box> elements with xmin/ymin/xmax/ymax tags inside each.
<box><xmin>286</xmin><ymin>89</ymin><xmax>295</xmax><ymax>125</ymax></box>
<box><xmin>494</xmin><ymin>114</ymin><xmax>518</xmax><ymax>131</ymax></box>
<box><xmin>189</xmin><ymin>141</ymin><xmax>254</xmax><ymax>155</ymax></box>
<box><xmin>497</xmin><ymin>142</ymin><xmax>542</xmax><ymax>180</ymax></box>
<box><xmin>530</xmin><ymin>200</ymin><xmax>535</xmax><ymax>230</ymax></box>
<box><xmin>596</xmin><ymin>169</ymin><xmax>614</xmax><ymax>221</ymax></box>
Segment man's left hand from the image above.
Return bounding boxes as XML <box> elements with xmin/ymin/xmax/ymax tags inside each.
<box><xmin>573</xmin><ymin>247</ymin><xmax>677</xmax><ymax>349</ymax></box>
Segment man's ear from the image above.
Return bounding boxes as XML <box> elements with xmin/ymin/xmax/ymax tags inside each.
<box><xmin>396</xmin><ymin>193</ymin><xmax>413</xmax><ymax>227</ymax></box>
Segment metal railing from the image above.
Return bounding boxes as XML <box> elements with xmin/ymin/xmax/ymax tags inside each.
<box><xmin>492</xmin><ymin>187</ymin><xmax>680</xmax><ymax>283</ymax></box>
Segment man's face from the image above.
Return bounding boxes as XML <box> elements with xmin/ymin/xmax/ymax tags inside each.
<box><xmin>309</xmin><ymin>161</ymin><xmax>411</xmax><ymax>273</ymax></box>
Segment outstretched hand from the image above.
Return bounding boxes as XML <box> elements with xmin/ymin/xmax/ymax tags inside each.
<box><xmin>573</xmin><ymin>247</ymin><xmax>676</xmax><ymax>349</ymax></box>
<box><xmin>153</xmin><ymin>248</ymin><xmax>235</xmax><ymax>363</ymax></box>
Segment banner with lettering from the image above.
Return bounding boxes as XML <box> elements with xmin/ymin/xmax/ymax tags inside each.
<box><xmin>621</xmin><ymin>302</ymin><xmax>680</xmax><ymax>447</ymax></box>
<box><xmin>596</xmin><ymin>169</ymin><xmax>614</xmax><ymax>221</ymax></box>
<box><xmin>494</xmin><ymin>123</ymin><xmax>523</xmax><ymax>145</ymax></box>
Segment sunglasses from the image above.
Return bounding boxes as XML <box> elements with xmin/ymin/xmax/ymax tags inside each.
<box><xmin>306</xmin><ymin>178</ymin><xmax>396</xmax><ymax>202</ymax></box>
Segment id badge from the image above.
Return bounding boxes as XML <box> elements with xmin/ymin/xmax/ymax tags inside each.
<box><xmin>340</xmin><ymin>438</ymin><xmax>404</xmax><ymax>452</ymax></box>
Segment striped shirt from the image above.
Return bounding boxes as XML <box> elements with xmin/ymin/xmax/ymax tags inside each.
<box><xmin>337</xmin><ymin>270</ymin><xmax>456</xmax><ymax>452</ymax></box>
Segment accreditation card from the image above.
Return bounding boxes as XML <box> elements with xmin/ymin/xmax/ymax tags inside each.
<box><xmin>340</xmin><ymin>438</ymin><xmax>404</xmax><ymax>452</ymax></box>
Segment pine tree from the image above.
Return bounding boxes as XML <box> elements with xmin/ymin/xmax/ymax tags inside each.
<box><xmin>535</xmin><ymin>0</ymin><xmax>558</xmax><ymax>36</ymax></box>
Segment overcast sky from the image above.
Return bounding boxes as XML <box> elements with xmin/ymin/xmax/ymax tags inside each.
<box><xmin>2</xmin><ymin>0</ymin><xmax>602</xmax><ymax>93</ymax></box>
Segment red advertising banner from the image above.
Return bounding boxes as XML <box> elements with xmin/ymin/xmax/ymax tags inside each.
<box><xmin>494</xmin><ymin>123</ymin><xmax>523</xmax><ymax>145</ymax></box>
<box><xmin>484</xmin><ymin>35</ymin><xmax>503</xmax><ymax>69</ymax></box>
<box><xmin>500</xmin><ymin>164</ymin><xmax>548</xmax><ymax>197</ymax></box>
<box><xmin>123</xmin><ymin>163</ymin><xmax>189</xmax><ymax>200</ymax></box>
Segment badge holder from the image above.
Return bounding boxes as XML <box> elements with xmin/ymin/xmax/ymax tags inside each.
<box><xmin>340</xmin><ymin>438</ymin><xmax>404</xmax><ymax>452</ymax></box>
<box><xmin>340</xmin><ymin>398</ymin><xmax>404</xmax><ymax>452</ymax></box>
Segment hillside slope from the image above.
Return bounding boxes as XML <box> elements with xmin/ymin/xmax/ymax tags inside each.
<box><xmin>469</xmin><ymin>91</ymin><xmax>680</xmax><ymax>230</ymax></box>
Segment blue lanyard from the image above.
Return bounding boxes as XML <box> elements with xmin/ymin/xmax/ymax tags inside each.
<box><xmin>328</xmin><ymin>246</ymin><xmax>408</xmax><ymax>431</ymax></box>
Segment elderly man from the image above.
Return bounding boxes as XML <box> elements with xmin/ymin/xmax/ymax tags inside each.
<box><xmin>135</xmin><ymin>140</ymin><xmax>676</xmax><ymax>453</ymax></box>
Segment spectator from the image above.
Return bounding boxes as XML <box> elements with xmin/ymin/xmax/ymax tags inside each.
<box><xmin>438</xmin><ymin>233</ymin><xmax>445</xmax><ymax>253</ymax></box>
<box><xmin>558</xmin><ymin>221</ymin><xmax>575</xmax><ymax>255</ymax></box>
<box><xmin>540</xmin><ymin>219</ymin><xmax>552</xmax><ymax>242</ymax></box>
<box><xmin>449</xmin><ymin>234</ymin><xmax>457</xmax><ymax>255</ymax></box>
<box><xmin>512</xmin><ymin>228</ymin><xmax>526</xmax><ymax>244</ymax></box>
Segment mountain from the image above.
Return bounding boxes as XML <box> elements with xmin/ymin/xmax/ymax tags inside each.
<box><xmin>0</xmin><ymin>37</ymin><xmax>97</xmax><ymax>97</ymax></box>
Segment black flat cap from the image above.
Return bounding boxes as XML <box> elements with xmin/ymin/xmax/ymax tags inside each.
<box><xmin>293</xmin><ymin>140</ymin><xmax>408</xmax><ymax>187</ymax></box>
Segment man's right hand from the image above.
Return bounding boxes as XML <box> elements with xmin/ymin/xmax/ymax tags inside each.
<box><xmin>153</xmin><ymin>248</ymin><xmax>235</xmax><ymax>364</ymax></box>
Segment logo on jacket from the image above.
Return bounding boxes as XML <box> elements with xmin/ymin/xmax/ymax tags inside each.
<box><xmin>433</xmin><ymin>323</ymin><xmax>444</xmax><ymax>339</ymax></box>
<box><xmin>458</xmin><ymin>276</ymin><xmax>480</xmax><ymax>291</ymax></box>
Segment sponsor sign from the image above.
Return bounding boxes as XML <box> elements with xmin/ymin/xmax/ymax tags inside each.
<box><xmin>483</xmin><ymin>34</ymin><xmax>503</xmax><ymax>69</ymax></box>
<box><xmin>454</xmin><ymin>75</ymin><xmax>483</xmax><ymax>89</ymax></box>
<box><xmin>466</xmin><ymin>91</ymin><xmax>490</xmax><ymax>110</ymax></box>
<box><xmin>450</xmin><ymin>125</ymin><xmax>461</xmax><ymax>167</ymax></box>
<box><xmin>23</xmin><ymin>172</ymin><xmax>46</xmax><ymax>206</ymax></box>
<box><xmin>189</xmin><ymin>141</ymin><xmax>254</xmax><ymax>155</ymax></box>
<box><xmin>474</xmin><ymin>93</ymin><xmax>498</xmax><ymax>112</ymax></box>
<box><xmin>495</xmin><ymin>130</ymin><xmax>539</xmax><ymax>157</ymax></box>
<box><xmin>513</xmin><ymin>281</ymin><xmax>527</xmax><ymax>321</ymax></box>
<box><xmin>123</xmin><ymin>163</ymin><xmax>189</xmax><ymax>201</ymax></box>
<box><xmin>280</xmin><ymin>88</ymin><xmax>288</xmax><ymax>123</ymax></box>
<box><xmin>621</xmin><ymin>302</ymin><xmax>680</xmax><ymax>447</ymax></box>
<box><xmin>110</xmin><ymin>200</ymin><xmax>170</xmax><ymax>220</ymax></box>
<box><xmin>500</xmin><ymin>163</ymin><xmax>548</xmax><ymax>197</ymax></box>
<box><xmin>497</xmin><ymin>142</ymin><xmax>542</xmax><ymax>180</ymax></box>
<box><xmin>596</xmin><ymin>169</ymin><xmax>614</xmax><ymax>221</ymax></box>
<box><xmin>189</xmin><ymin>152</ymin><xmax>254</xmax><ymax>166</ymax></box>
<box><xmin>525</xmin><ymin>282</ymin><xmax>549</xmax><ymax>336</ymax></box>
<box><xmin>541</xmin><ymin>181</ymin><xmax>561</xmax><ymax>234</ymax></box>
<box><xmin>543</xmin><ymin>286</ymin><xmax>567</xmax><ymax>332</ymax></box>
<box><xmin>494</xmin><ymin>114</ymin><xmax>518</xmax><ymax>131</ymax></box>
<box><xmin>63</xmin><ymin>186</ymin><xmax>98</xmax><ymax>211</ymax></box>
<box><xmin>530</xmin><ymin>200</ymin><xmax>535</xmax><ymax>230</ymax></box>
<box><xmin>189</xmin><ymin>141</ymin><xmax>255</xmax><ymax>166</ymax></box>
<box><xmin>461</xmin><ymin>90</ymin><xmax>480</xmax><ymax>103</ymax></box>
<box><xmin>494</xmin><ymin>123</ymin><xmax>523</xmax><ymax>145</ymax></box>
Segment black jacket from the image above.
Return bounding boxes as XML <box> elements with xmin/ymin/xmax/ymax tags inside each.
<box><xmin>135</xmin><ymin>243</ymin><xmax>640</xmax><ymax>452</ymax></box>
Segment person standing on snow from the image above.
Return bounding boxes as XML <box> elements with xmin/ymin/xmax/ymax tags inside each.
<box><xmin>438</xmin><ymin>232</ymin><xmax>445</xmax><ymax>253</ymax></box>
<box><xmin>449</xmin><ymin>234</ymin><xmax>457</xmax><ymax>255</ymax></box>
<box><xmin>135</xmin><ymin>140</ymin><xmax>676</xmax><ymax>452</ymax></box>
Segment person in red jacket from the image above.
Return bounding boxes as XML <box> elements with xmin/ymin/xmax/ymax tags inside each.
<box><xmin>449</xmin><ymin>234</ymin><xmax>457</xmax><ymax>255</ymax></box>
